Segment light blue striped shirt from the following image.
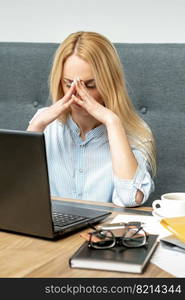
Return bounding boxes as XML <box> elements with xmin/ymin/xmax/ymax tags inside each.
<box><xmin>30</xmin><ymin>110</ymin><xmax>154</xmax><ymax>207</ymax></box>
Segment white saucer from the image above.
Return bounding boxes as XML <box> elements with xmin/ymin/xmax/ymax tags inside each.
<box><xmin>152</xmin><ymin>210</ymin><xmax>165</xmax><ymax>220</ymax></box>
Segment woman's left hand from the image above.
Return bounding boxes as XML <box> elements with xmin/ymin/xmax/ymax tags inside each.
<box><xmin>72</xmin><ymin>79</ymin><xmax>119</xmax><ymax>126</ymax></box>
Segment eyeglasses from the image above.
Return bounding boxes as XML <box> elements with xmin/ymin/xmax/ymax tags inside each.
<box><xmin>88</xmin><ymin>222</ymin><xmax>148</xmax><ymax>250</ymax></box>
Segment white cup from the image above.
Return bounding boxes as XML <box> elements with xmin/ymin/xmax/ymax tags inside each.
<box><xmin>152</xmin><ymin>193</ymin><xmax>185</xmax><ymax>218</ymax></box>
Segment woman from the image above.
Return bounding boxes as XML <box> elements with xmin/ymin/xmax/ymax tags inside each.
<box><xmin>27</xmin><ymin>31</ymin><xmax>156</xmax><ymax>207</ymax></box>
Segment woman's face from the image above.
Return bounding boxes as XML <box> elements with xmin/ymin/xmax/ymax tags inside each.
<box><xmin>61</xmin><ymin>54</ymin><xmax>104</xmax><ymax>114</ymax></box>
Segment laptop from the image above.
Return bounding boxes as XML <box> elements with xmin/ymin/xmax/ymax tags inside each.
<box><xmin>0</xmin><ymin>129</ymin><xmax>111</xmax><ymax>239</ymax></box>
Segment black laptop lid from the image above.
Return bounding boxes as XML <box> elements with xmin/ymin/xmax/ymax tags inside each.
<box><xmin>0</xmin><ymin>129</ymin><xmax>54</xmax><ymax>238</ymax></box>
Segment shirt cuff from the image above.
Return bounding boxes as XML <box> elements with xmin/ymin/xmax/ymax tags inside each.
<box><xmin>113</xmin><ymin>164</ymin><xmax>146</xmax><ymax>191</ymax></box>
<box><xmin>113</xmin><ymin>164</ymin><xmax>154</xmax><ymax>207</ymax></box>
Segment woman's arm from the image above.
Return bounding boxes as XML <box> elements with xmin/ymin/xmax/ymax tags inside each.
<box><xmin>27</xmin><ymin>83</ymin><xmax>76</xmax><ymax>132</ymax></box>
<box><xmin>106</xmin><ymin>116</ymin><xmax>144</xmax><ymax>204</ymax></box>
<box><xmin>106</xmin><ymin>116</ymin><xmax>137</xmax><ymax>179</ymax></box>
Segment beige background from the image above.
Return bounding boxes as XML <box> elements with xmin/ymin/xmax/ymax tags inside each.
<box><xmin>0</xmin><ymin>0</ymin><xmax>184</xmax><ymax>43</ymax></box>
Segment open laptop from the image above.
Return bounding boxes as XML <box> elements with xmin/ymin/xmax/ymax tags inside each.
<box><xmin>0</xmin><ymin>129</ymin><xmax>111</xmax><ymax>239</ymax></box>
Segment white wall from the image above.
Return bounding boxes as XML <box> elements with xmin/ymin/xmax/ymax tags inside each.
<box><xmin>0</xmin><ymin>0</ymin><xmax>185</xmax><ymax>43</ymax></box>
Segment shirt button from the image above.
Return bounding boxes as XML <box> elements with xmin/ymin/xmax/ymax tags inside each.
<box><xmin>79</xmin><ymin>169</ymin><xmax>83</xmax><ymax>173</ymax></box>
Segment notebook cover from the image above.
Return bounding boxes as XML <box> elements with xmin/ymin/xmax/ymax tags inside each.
<box><xmin>160</xmin><ymin>217</ymin><xmax>185</xmax><ymax>243</ymax></box>
<box><xmin>69</xmin><ymin>234</ymin><xmax>158</xmax><ymax>274</ymax></box>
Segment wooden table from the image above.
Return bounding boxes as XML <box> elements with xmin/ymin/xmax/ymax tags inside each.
<box><xmin>0</xmin><ymin>197</ymin><xmax>174</xmax><ymax>278</ymax></box>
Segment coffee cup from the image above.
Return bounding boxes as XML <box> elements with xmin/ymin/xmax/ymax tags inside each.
<box><xmin>152</xmin><ymin>193</ymin><xmax>185</xmax><ymax>218</ymax></box>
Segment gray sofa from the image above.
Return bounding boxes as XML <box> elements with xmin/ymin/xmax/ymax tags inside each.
<box><xmin>0</xmin><ymin>42</ymin><xmax>185</xmax><ymax>206</ymax></box>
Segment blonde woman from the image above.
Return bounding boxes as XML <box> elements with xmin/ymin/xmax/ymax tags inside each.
<box><xmin>27</xmin><ymin>31</ymin><xmax>156</xmax><ymax>207</ymax></box>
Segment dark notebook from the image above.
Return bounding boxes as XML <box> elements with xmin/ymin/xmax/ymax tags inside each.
<box><xmin>69</xmin><ymin>235</ymin><xmax>158</xmax><ymax>274</ymax></box>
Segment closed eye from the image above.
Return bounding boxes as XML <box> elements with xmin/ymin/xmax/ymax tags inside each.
<box><xmin>64</xmin><ymin>80</ymin><xmax>96</xmax><ymax>89</ymax></box>
<box><xmin>86</xmin><ymin>85</ymin><xmax>96</xmax><ymax>89</ymax></box>
<box><xmin>65</xmin><ymin>83</ymin><xmax>72</xmax><ymax>88</ymax></box>
<box><xmin>65</xmin><ymin>82</ymin><xmax>96</xmax><ymax>89</ymax></box>
<box><xmin>63</xmin><ymin>80</ymin><xmax>72</xmax><ymax>88</ymax></box>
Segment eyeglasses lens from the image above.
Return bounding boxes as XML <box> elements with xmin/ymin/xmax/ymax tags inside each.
<box><xmin>90</xmin><ymin>230</ymin><xmax>115</xmax><ymax>249</ymax></box>
<box><xmin>122</xmin><ymin>226</ymin><xmax>146</xmax><ymax>247</ymax></box>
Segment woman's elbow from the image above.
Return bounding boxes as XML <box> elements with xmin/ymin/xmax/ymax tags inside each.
<box><xmin>113</xmin><ymin>188</ymin><xmax>146</xmax><ymax>207</ymax></box>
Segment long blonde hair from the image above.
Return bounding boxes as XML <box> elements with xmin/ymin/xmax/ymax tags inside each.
<box><xmin>49</xmin><ymin>31</ymin><xmax>156</xmax><ymax>176</ymax></box>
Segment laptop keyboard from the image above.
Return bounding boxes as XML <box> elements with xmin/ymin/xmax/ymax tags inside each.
<box><xmin>52</xmin><ymin>212</ymin><xmax>88</xmax><ymax>228</ymax></box>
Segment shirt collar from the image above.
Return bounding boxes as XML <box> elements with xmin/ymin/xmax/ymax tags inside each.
<box><xmin>66</xmin><ymin>114</ymin><xmax>107</xmax><ymax>144</ymax></box>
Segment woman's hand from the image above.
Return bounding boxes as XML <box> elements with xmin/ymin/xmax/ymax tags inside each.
<box><xmin>27</xmin><ymin>82</ymin><xmax>76</xmax><ymax>132</ymax></box>
<box><xmin>72</xmin><ymin>79</ymin><xmax>119</xmax><ymax>126</ymax></box>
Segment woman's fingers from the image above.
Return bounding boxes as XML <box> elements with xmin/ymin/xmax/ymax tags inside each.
<box><xmin>62</xmin><ymin>82</ymin><xmax>76</xmax><ymax>103</ymax></box>
<box><xmin>72</xmin><ymin>94</ymin><xmax>86</xmax><ymax>107</ymax></box>
<box><xmin>54</xmin><ymin>95</ymin><xmax>75</xmax><ymax>112</ymax></box>
<box><xmin>63</xmin><ymin>97</ymin><xmax>75</xmax><ymax>108</ymax></box>
<box><xmin>75</xmin><ymin>79</ymin><xmax>90</xmax><ymax>102</ymax></box>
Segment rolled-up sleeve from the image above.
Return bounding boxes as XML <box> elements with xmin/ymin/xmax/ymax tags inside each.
<box><xmin>112</xmin><ymin>149</ymin><xmax>154</xmax><ymax>207</ymax></box>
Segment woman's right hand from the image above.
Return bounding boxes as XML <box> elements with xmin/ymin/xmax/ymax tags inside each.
<box><xmin>27</xmin><ymin>83</ymin><xmax>76</xmax><ymax>132</ymax></box>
